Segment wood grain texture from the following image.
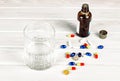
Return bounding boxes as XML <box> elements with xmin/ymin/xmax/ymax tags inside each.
<box><xmin>0</xmin><ymin>1</ymin><xmax>120</xmax><ymax>80</ymax></box>
<box><xmin>0</xmin><ymin>0</ymin><xmax>120</xmax><ymax>8</ymax></box>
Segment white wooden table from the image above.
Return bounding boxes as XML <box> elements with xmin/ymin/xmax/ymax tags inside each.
<box><xmin>0</xmin><ymin>0</ymin><xmax>120</xmax><ymax>81</ymax></box>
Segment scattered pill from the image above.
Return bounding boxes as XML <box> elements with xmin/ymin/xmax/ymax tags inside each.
<box><xmin>70</xmin><ymin>34</ymin><xmax>75</xmax><ymax>37</ymax></box>
<box><xmin>67</xmin><ymin>67</ymin><xmax>76</xmax><ymax>70</ymax></box>
<box><xmin>94</xmin><ymin>53</ymin><xmax>98</xmax><ymax>59</ymax></box>
<box><xmin>84</xmin><ymin>43</ymin><xmax>88</xmax><ymax>47</ymax></box>
<box><xmin>68</xmin><ymin>62</ymin><xmax>76</xmax><ymax>66</ymax></box>
<box><xmin>76</xmin><ymin>62</ymin><xmax>85</xmax><ymax>66</ymax></box>
<box><xmin>77</xmin><ymin>52</ymin><xmax>83</xmax><ymax>57</ymax></box>
<box><xmin>71</xmin><ymin>67</ymin><xmax>76</xmax><ymax>70</ymax></box>
<box><xmin>66</xmin><ymin>54</ymin><xmax>70</xmax><ymax>58</ymax></box>
<box><xmin>97</xmin><ymin>45</ymin><xmax>104</xmax><ymax>49</ymax></box>
<box><xmin>80</xmin><ymin>45</ymin><xmax>86</xmax><ymax>49</ymax></box>
<box><xmin>70</xmin><ymin>52</ymin><xmax>76</xmax><ymax>57</ymax></box>
<box><xmin>72</xmin><ymin>55</ymin><xmax>79</xmax><ymax>61</ymax></box>
<box><xmin>66</xmin><ymin>41</ymin><xmax>72</xmax><ymax>48</ymax></box>
<box><xmin>63</xmin><ymin>70</ymin><xmax>70</xmax><ymax>75</ymax></box>
<box><xmin>80</xmin><ymin>63</ymin><xmax>85</xmax><ymax>66</ymax></box>
<box><xmin>86</xmin><ymin>45</ymin><xmax>90</xmax><ymax>49</ymax></box>
<box><xmin>60</xmin><ymin>45</ymin><xmax>67</xmax><ymax>49</ymax></box>
<box><xmin>85</xmin><ymin>52</ymin><xmax>92</xmax><ymax>56</ymax></box>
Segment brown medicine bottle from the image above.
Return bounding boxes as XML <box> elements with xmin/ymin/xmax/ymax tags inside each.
<box><xmin>76</xmin><ymin>4</ymin><xmax>92</xmax><ymax>37</ymax></box>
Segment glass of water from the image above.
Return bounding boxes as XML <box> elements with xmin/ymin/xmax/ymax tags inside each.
<box><xmin>24</xmin><ymin>21</ymin><xmax>55</xmax><ymax>70</ymax></box>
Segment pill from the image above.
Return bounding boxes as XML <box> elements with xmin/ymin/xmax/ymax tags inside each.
<box><xmin>65</xmin><ymin>52</ymin><xmax>70</xmax><ymax>54</ymax></box>
<box><xmin>77</xmin><ymin>52</ymin><xmax>83</xmax><ymax>57</ymax></box>
<box><xmin>60</xmin><ymin>45</ymin><xmax>67</xmax><ymax>49</ymax></box>
<box><xmin>76</xmin><ymin>62</ymin><xmax>85</xmax><ymax>66</ymax></box>
<box><xmin>84</xmin><ymin>43</ymin><xmax>88</xmax><ymax>47</ymax></box>
<box><xmin>66</xmin><ymin>54</ymin><xmax>70</xmax><ymax>58</ymax></box>
<box><xmin>94</xmin><ymin>54</ymin><xmax>98</xmax><ymax>59</ymax></box>
<box><xmin>72</xmin><ymin>55</ymin><xmax>79</xmax><ymax>61</ymax></box>
<box><xmin>68</xmin><ymin>62</ymin><xmax>76</xmax><ymax>66</ymax></box>
<box><xmin>85</xmin><ymin>52</ymin><xmax>92</xmax><ymax>56</ymax></box>
<box><xmin>71</xmin><ymin>67</ymin><xmax>76</xmax><ymax>70</ymax></box>
<box><xmin>63</xmin><ymin>70</ymin><xmax>70</xmax><ymax>75</ymax></box>
<box><xmin>66</xmin><ymin>41</ymin><xmax>72</xmax><ymax>48</ymax></box>
<box><xmin>70</xmin><ymin>34</ymin><xmax>75</xmax><ymax>37</ymax></box>
<box><xmin>66</xmin><ymin>34</ymin><xmax>71</xmax><ymax>38</ymax></box>
<box><xmin>80</xmin><ymin>63</ymin><xmax>85</xmax><ymax>66</ymax></box>
<box><xmin>97</xmin><ymin>45</ymin><xmax>104</xmax><ymax>49</ymax></box>
<box><xmin>70</xmin><ymin>52</ymin><xmax>76</xmax><ymax>57</ymax></box>
<box><xmin>67</xmin><ymin>67</ymin><xmax>76</xmax><ymax>70</ymax></box>
<box><xmin>80</xmin><ymin>45</ymin><xmax>86</xmax><ymax>49</ymax></box>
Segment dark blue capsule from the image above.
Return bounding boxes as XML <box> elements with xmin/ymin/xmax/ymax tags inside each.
<box><xmin>80</xmin><ymin>45</ymin><xmax>86</xmax><ymax>49</ymax></box>
<box><xmin>68</xmin><ymin>62</ymin><xmax>75</xmax><ymax>66</ymax></box>
<box><xmin>77</xmin><ymin>52</ymin><xmax>83</xmax><ymax>57</ymax></box>
<box><xmin>97</xmin><ymin>45</ymin><xmax>104</xmax><ymax>49</ymax></box>
<box><xmin>70</xmin><ymin>52</ymin><xmax>76</xmax><ymax>57</ymax></box>
<box><xmin>85</xmin><ymin>52</ymin><xmax>92</xmax><ymax>56</ymax></box>
<box><xmin>60</xmin><ymin>45</ymin><xmax>67</xmax><ymax>49</ymax></box>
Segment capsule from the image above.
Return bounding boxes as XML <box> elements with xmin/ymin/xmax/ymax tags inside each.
<box><xmin>70</xmin><ymin>34</ymin><xmax>75</xmax><ymax>38</ymax></box>
<box><xmin>70</xmin><ymin>52</ymin><xmax>76</xmax><ymax>57</ymax></box>
<box><xmin>72</xmin><ymin>55</ymin><xmax>79</xmax><ymax>61</ymax></box>
<box><xmin>94</xmin><ymin>53</ymin><xmax>98</xmax><ymax>59</ymax></box>
<box><xmin>86</xmin><ymin>45</ymin><xmax>90</xmax><ymax>49</ymax></box>
<box><xmin>68</xmin><ymin>67</ymin><xmax>76</xmax><ymax>70</ymax></box>
<box><xmin>77</xmin><ymin>52</ymin><xmax>83</xmax><ymax>57</ymax></box>
<box><xmin>97</xmin><ymin>45</ymin><xmax>104</xmax><ymax>49</ymax></box>
<box><xmin>65</xmin><ymin>54</ymin><xmax>70</xmax><ymax>58</ymax></box>
<box><xmin>63</xmin><ymin>69</ymin><xmax>70</xmax><ymax>75</ymax></box>
<box><xmin>85</xmin><ymin>52</ymin><xmax>92</xmax><ymax>56</ymax></box>
<box><xmin>76</xmin><ymin>62</ymin><xmax>85</xmax><ymax>66</ymax></box>
<box><xmin>80</xmin><ymin>45</ymin><xmax>86</xmax><ymax>49</ymax></box>
<box><xmin>68</xmin><ymin>62</ymin><xmax>76</xmax><ymax>66</ymax></box>
<box><xmin>84</xmin><ymin>43</ymin><xmax>89</xmax><ymax>47</ymax></box>
<box><xmin>60</xmin><ymin>45</ymin><xmax>67</xmax><ymax>49</ymax></box>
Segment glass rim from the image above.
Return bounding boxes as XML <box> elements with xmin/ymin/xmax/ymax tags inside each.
<box><xmin>23</xmin><ymin>21</ymin><xmax>56</xmax><ymax>41</ymax></box>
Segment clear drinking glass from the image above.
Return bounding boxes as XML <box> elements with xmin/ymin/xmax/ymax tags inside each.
<box><xmin>24</xmin><ymin>21</ymin><xmax>55</xmax><ymax>70</ymax></box>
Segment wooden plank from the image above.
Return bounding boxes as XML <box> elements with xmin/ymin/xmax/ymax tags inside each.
<box><xmin>0</xmin><ymin>46</ymin><xmax>120</xmax><ymax>65</ymax></box>
<box><xmin>0</xmin><ymin>65</ymin><xmax>119</xmax><ymax>81</ymax></box>
<box><xmin>0</xmin><ymin>20</ymin><xmax>120</xmax><ymax>32</ymax></box>
<box><xmin>0</xmin><ymin>8</ymin><xmax>119</xmax><ymax>20</ymax></box>
<box><xmin>0</xmin><ymin>0</ymin><xmax>120</xmax><ymax>8</ymax></box>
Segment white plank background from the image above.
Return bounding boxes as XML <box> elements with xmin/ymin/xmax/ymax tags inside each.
<box><xmin>0</xmin><ymin>0</ymin><xmax>120</xmax><ymax>81</ymax></box>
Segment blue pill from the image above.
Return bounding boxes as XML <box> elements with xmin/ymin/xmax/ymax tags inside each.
<box><xmin>85</xmin><ymin>52</ymin><xmax>92</xmax><ymax>56</ymax></box>
<box><xmin>60</xmin><ymin>45</ymin><xmax>67</xmax><ymax>49</ymax></box>
<box><xmin>68</xmin><ymin>62</ymin><xmax>75</xmax><ymax>66</ymax></box>
<box><xmin>70</xmin><ymin>52</ymin><xmax>76</xmax><ymax>57</ymax></box>
<box><xmin>97</xmin><ymin>45</ymin><xmax>104</xmax><ymax>49</ymax></box>
<box><xmin>80</xmin><ymin>45</ymin><xmax>86</xmax><ymax>49</ymax></box>
<box><xmin>77</xmin><ymin>52</ymin><xmax>82</xmax><ymax>57</ymax></box>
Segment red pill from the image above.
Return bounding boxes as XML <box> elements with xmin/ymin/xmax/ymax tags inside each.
<box><xmin>84</xmin><ymin>43</ymin><xmax>88</xmax><ymax>47</ymax></box>
<box><xmin>66</xmin><ymin>54</ymin><xmax>70</xmax><ymax>58</ymax></box>
<box><xmin>94</xmin><ymin>54</ymin><xmax>98</xmax><ymax>59</ymax></box>
<box><xmin>71</xmin><ymin>67</ymin><xmax>76</xmax><ymax>70</ymax></box>
<box><xmin>70</xmin><ymin>34</ymin><xmax>75</xmax><ymax>37</ymax></box>
<box><xmin>80</xmin><ymin>63</ymin><xmax>85</xmax><ymax>66</ymax></box>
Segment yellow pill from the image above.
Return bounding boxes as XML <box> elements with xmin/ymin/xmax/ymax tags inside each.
<box><xmin>66</xmin><ymin>34</ymin><xmax>71</xmax><ymax>38</ymax></box>
<box><xmin>63</xmin><ymin>70</ymin><xmax>70</xmax><ymax>75</ymax></box>
<box><xmin>76</xmin><ymin>62</ymin><xmax>80</xmax><ymax>66</ymax></box>
<box><xmin>65</xmin><ymin>52</ymin><xmax>70</xmax><ymax>55</ymax></box>
<box><xmin>86</xmin><ymin>46</ymin><xmax>90</xmax><ymax>49</ymax></box>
